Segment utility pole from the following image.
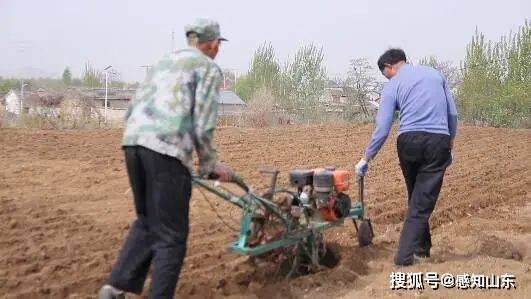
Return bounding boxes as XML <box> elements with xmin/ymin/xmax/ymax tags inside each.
<box><xmin>20</xmin><ymin>79</ymin><xmax>24</xmax><ymax>114</ymax></box>
<box><xmin>140</xmin><ymin>65</ymin><xmax>152</xmax><ymax>77</ymax></box>
<box><xmin>221</xmin><ymin>68</ymin><xmax>239</xmax><ymax>90</ymax></box>
<box><xmin>104</xmin><ymin>65</ymin><xmax>112</xmax><ymax>123</ymax></box>
<box><xmin>19</xmin><ymin>80</ymin><xmax>29</xmax><ymax>115</ymax></box>
<box><xmin>171</xmin><ymin>29</ymin><xmax>175</xmax><ymax>53</ymax></box>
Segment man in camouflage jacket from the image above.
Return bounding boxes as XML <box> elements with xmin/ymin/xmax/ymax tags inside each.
<box><xmin>99</xmin><ymin>19</ymin><xmax>232</xmax><ymax>299</ymax></box>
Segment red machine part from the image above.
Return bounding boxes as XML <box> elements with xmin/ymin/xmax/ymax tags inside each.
<box><xmin>319</xmin><ymin>195</ymin><xmax>338</xmax><ymax>221</ymax></box>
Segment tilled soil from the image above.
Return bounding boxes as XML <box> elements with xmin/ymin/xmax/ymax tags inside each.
<box><xmin>0</xmin><ymin>125</ymin><xmax>529</xmax><ymax>298</ymax></box>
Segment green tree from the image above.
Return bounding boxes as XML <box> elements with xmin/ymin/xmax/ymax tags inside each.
<box><xmin>0</xmin><ymin>77</ymin><xmax>20</xmax><ymax>94</ymax></box>
<box><xmin>235</xmin><ymin>42</ymin><xmax>281</xmax><ymax>102</ymax></box>
<box><xmin>235</xmin><ymin>42</ymin><xmax>328</xmax><ymax>123</ymax></box>
<box><xmin>234</xmin><ymin>76</ymin><xmax>257</xmax><ymax>103</ymax></box>
<box><xmin>62</xmin><ymin>67</ymin><xmax>72</xmax><ymax>86</ymax></box>
<box><xmin>457</xmin><ymin>20</ymin><xmax>530</xmax><ymax>128</ymax></box>
<box><xmin>281</xmin><ymin>43</ymin><xmax>327</xmax><ymax>114</ymax></box>
<box><xmin>82</xmin><ymin>62</ymin><xmax>102</xmax><ymax>88</ymax></box>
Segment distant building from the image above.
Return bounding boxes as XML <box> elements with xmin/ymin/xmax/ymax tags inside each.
<box><xmin>2</xmin><ymin>87</ymin><xmax>247</xmax><ymax>124</ymax></box>
<box><xmin>3</xmin><ymin>89</ymin><xmax>64</xmax><ymax>115</ymax></box>
<box><xmin>320</xmin><ymin>87</ymin><xmax>349</xmax><ymax>105</ymax></box>
<box><xmin>82</xmin><ymin>88</ymin><xmax>135</xmax><ymax>109</ymax></box>
<box><xmin>217</xmin><ymin>90</ymin><xmax>246</xmax><ymax>116</ymax></box>
<box><xmin>36</xmin><ymin>88</ymin><xmax>47</xmax><ymax>97</ymax></box>
<box><xmin>4</xmin><ymin>90</ymin><xmax>22</xmax><ymax>114</ymax></box>
<box><xmin>74</xmin><ymin>88</ymin><xmax>135</xmax><ymax>123</ymax></box>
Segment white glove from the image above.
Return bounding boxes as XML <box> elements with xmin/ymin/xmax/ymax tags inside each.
<box><xmin>355</xmin><ymin>158</ymin><xmax>369</xmax><ymax>177</ymax></box>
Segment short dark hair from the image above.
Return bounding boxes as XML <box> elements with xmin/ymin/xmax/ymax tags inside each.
<box><xmin>377</xmin><ymin>48</ymin><xmax>407</xmax><ymax>72</ymax></box>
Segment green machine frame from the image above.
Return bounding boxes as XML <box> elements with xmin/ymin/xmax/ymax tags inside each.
<box><xmin>192</xmin><ymin>173</ymin><xmax>368</xmax><ymax>258</ymax></box>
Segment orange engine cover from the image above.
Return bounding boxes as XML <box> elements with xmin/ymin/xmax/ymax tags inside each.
<box><xmin>333</xmin><ymin>170</ymin><xmax>350</xmax><ymax>192</ymax></box>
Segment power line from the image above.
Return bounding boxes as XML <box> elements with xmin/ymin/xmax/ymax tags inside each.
<box><xmin>171</xmin><ymin>29</ymin><xmax>175</xmax><ymax>53</ymax></box>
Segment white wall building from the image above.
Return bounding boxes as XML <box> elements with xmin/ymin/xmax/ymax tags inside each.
<box><xmin>4</xmin><ymin>90</ymin><xmax>22</xmax><ymax>115</ymax></box>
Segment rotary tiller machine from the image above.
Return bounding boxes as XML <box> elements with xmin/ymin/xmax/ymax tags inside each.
<box><xmin>192</xmin><ymin>167</ymin><xmax>374</xmax><ymax>276</ymax></box>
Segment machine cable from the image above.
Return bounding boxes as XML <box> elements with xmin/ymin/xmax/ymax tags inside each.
<box><xmin>197</xmin><ymin>187</ymin><xmax>240</xmax><ymax>232</ymax></box>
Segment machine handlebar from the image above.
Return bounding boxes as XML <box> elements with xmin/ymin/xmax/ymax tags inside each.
<box><xmin>205</xmin><ymin>172</ymin><xmax>250</xmax><ymax>193</ymax></box>
<box><xmin>356</xmin><ymin>175</ymin><xmax>364</xmax><ymax>204</ymax></box>
<box><xmin>230</xmin><ymin>174</ymin><xmax>250</xmax><ymax>193</ymax></box>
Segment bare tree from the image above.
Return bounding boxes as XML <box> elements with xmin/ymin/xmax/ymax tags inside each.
<box><xmin>343</xmin><ymin>58</ymin><xmax>381</xmax><ymax>119</ymax></box>
<box><xmin>418</xmin><ymin>56</ymin><xmax>461</xmax><ymax>90</ymax></box>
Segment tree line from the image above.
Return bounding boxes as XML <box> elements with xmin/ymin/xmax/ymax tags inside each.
<box><xmin>0</xmin><ymin>62</ymin><xmax>131</xmax><ymax>95</ymax></box>
<box><xmin>1</xmin><ymin>20</ymin><xmax>528</xmax><ymax>128</ymax></box>
<box><xmin>233</xmin><ymin>20</ymin><xmax>530</xmax><ymax>128</ymax></box>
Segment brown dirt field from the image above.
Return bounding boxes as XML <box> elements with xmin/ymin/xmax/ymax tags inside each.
<box><xmin>0</xmin><ymin>125</ymin><xmax>530</xmax><ymax>299</ymax></box>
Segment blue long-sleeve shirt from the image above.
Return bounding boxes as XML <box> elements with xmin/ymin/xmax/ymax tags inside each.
<box><xmin>365</xmin><ymin>64</ymin><xmax>458</xmax><ymax>161</ymax></box>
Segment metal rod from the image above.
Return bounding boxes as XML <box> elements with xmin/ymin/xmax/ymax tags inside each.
<box><xmin>358</xmin><ymin>176</ymin><xmax>364</xmax><ymax>204</ymax></box>
<box><xmin>104</xmin><ymin>72</ymin><xmax>108</xmax><ymax>122</ymax></box>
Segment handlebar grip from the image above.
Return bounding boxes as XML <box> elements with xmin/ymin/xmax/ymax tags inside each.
<box><xmin>206</xmin><ymin>172</ymin><xmax>249</xmax><ymax>193</ymax></box>
<box><xmin>207</xmin><ymin>172</ymin><xmax>220</xmax><ymax>180</ymax></box>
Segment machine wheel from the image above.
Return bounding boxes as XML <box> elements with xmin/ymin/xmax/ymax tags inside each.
<box><xmin>357</xmin><ymin>219</ymin><xmax>374</xmax><ymax>247</ymax></box>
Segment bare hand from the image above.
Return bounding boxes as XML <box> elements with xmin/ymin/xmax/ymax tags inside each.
<box><xmin>213</xmin><ymin>162</ymin><xmax>233</xmax><ymax>182</ymax></box>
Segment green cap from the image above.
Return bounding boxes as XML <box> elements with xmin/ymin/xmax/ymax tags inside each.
<box><xmin>185</xmin><ymin>18</ymin><xmax>227</xmax><ymax>43</ymax></box>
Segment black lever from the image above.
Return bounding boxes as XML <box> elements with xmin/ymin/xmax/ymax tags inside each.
<box><xmin>259</xmin><ymin>168</ymin><xmax>280</xmax><ymax>200</ymax></box>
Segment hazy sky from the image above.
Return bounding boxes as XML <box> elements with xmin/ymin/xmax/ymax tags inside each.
<box><xmin>1</xmin><ymin>0</ymin><xmax>529</xmax><ymax>82</ymax></box>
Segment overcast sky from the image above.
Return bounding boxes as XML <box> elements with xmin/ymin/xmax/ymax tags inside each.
<box><xmin>1</xmin><ymin>0</ymin><xmax>529</xmax><ymax>82</ymax></box>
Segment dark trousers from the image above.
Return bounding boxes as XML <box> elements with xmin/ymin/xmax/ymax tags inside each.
<box><xmin>107</xmin><ymin>146</ymin><xmax>192</xmax><ymax>298</ymax></box>
<box><xmin>394</xmin><ymin>132</ymin><xmax>451</xmax><ymax>265</ymax></box>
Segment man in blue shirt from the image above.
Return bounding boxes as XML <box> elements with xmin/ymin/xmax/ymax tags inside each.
<box><xmin>355</xmin><ymin>49</ymin><xmax>458</xmax><ymax>266</ymax></box>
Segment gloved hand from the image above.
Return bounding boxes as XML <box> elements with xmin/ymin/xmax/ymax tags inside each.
<box><xmin>355</xmin><ymin>158</ymin><xmax>369</xmax><ymax>177</ymax></box>
<box><xmin>356</xmin><ymin>158</ymin><xmax>369</xmax><ymax>177</ymax></box>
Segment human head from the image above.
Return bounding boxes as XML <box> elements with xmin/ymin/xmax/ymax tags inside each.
<box><xmin>185</xmin><ymin>19</ymin><xmax>227</xmax><ymax>59</ymax></box>
<box><xmin>377</xmin><ymin>48</ymin><xmax>407</xmax><ymax>79</ymax></box>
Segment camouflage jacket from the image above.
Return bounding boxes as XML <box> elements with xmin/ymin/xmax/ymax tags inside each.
<box><xmin>122</xmin><ymin>47</ymin><xmax>222</xmax><ymax>176</ymax></box>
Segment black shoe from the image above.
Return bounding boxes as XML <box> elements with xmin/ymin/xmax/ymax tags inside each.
<box><xmin>98</xmin><ymin>285</ymin><xmax>126</xmax><ymax>299</ymax></box>
<box><xmin>412</xmin><ymin>254</ymin><xmax>430</xmax><ymax>264</ymax></box>
<box><xmin>394</xmin><ymin>256</ymin><xmax>413</xmax><ymax>266</ymax></box>
<box><xmin>414</xmin><ymin>248</ymin><xmax>430</xmax><ymax>258</ymax></box>
<box><xmin>394</xmin><ymin>254</ymin><xmax>430</xmax><ymax>266</ymax></box>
